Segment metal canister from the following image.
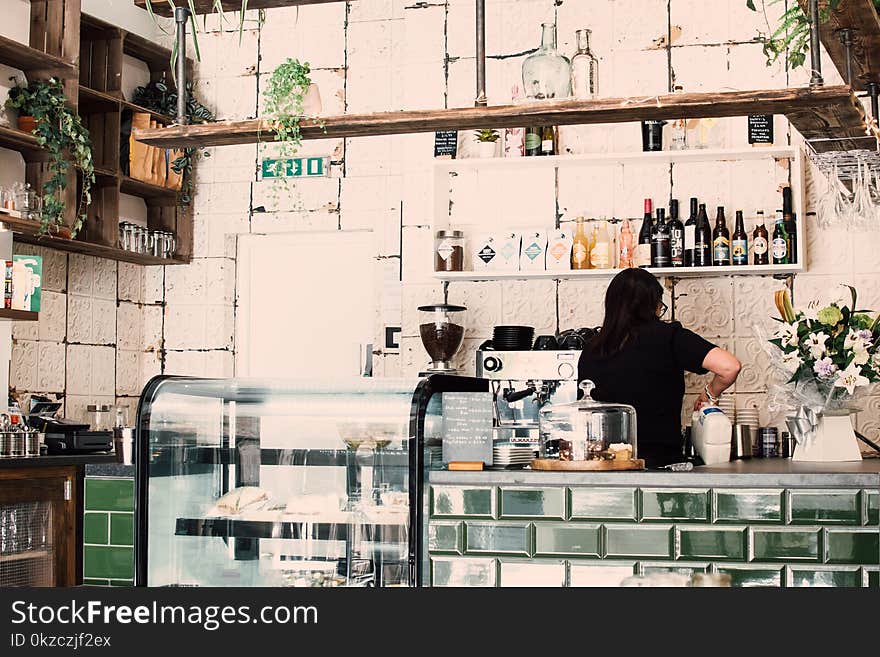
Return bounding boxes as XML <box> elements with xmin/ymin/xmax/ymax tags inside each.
<box><xmin>731</xmin><ymin>424</ymin><xmax>753</xmax><ymax>460</ymax></box>
<box><xmin>25</xmin><ymin>429</ymin><xmax>40</xmax><ymax>457</ymax></box>
<box><xmin>10</xmin><ymin>430</ymin><xmax>25</xmax><ymax>457</ymax></box>
<box><xmin>0</xmin><ymin>430</ymin><xmax>13</xmax><ymax>457</ymax></box>
<box><xmin>759</xmin><ymin>427</ymin><xmax>779</xmax><ymax>458</ymax></box>
<box><xmin>780</xmin><ymin>431</ymin><xmax>796</xmax><ymax>458</ymax></box>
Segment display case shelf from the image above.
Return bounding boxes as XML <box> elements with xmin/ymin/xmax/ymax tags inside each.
<box><xmin>0</xmin><ymin>34</ymin><xmax>77</xmax><ymax>78</ymax></box>
<box><xmin>175</xmin><ymin>516</ymin><xmax>409</xmax><ymax>542</ymax></box>
<box><xmin>182</xmin><ymin>446</ymin><xmax>408</xmax><ymax>467</ymax></box>
<box><xmin>133</xmin><ymin>0</ymin><xmax>343</xmax><ymax>16</ymax></box>
<box><xmin>133</xmin><ymin>86</ymin><xmax>873</xmax><ymax>148</ymax></box>
<box><xmin>434</xmin><ymin>264</ymin><xmax>804</xmax><ymax>282</ymax></box>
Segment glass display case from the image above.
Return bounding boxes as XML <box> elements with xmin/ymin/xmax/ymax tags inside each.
<box><xmin>135</xmin><ymin>375</ymin><xmax>485</xmax><ymax>587</ymax></box>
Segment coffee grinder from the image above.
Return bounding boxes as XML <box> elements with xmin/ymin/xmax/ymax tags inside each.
<box><xmin>476</xmin><ymin>350</ymin><xmax>582</xmax><ymax>450</ymax></box>
<box><xmin>418</xmin><ymin>304</ymin><xmax>467</xmax><ymax>374</ymax></box>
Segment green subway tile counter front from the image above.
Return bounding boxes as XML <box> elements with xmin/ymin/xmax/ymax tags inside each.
<box><xmin>83</xmin><ymin>476</ymin><xmax>135</xmax><ymax>586</ymax></box>
<box><xmin>425</xmin><ymin>460</ymin><xmax>880</xmax><ymax>587</ymax></box>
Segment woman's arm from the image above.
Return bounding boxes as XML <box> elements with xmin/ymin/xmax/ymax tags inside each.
<box><xmin>693</xmin><ymin>347</ymin><xmax>742</xmax><ymax>410</ymax></box>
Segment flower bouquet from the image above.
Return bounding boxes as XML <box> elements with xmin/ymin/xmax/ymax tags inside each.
<box><xmin>763</xmin><ymin>286</ymin><xmax>879</xmax><ymax>461</ymax></box>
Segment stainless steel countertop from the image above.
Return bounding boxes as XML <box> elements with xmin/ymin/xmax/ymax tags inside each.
<box><xmin>427</xmin><ymin>458</ymin><xmax>880</xmax><ymax>488</ymax></box>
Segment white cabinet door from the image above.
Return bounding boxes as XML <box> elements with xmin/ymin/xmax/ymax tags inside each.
<box><xmin>236</xmin><ymin>231</ymin><xmax>376</xmax><ymax>378</ymax></box>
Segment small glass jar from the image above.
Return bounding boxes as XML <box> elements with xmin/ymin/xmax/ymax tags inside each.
<box><xmin>87</xmin><ymin>404</ymin><xmax>114</xmax><ymax>431</ymax></box>
<box><xmin>434</xmin><ymin>230</ymin><xmax>464</xmax><ymax>272</ymax></box>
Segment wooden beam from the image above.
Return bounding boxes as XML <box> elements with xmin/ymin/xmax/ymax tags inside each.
<box><xmin>797</xmin><ymin>0</ymin><xmax>880</xmax><ymax>90</ymax></box>
<box><xmin>132</xmin><ymin>85</ymin><xmax>876</xmax><ymax>149</ymax></box>
<box><xmin>0</xmin><ymin>34</ymin><xmax>78</xmax><ymax>78</ymax></box>
<box><xmin>133</xmin><ymin>0</ymin><xmax>343</xmax><ymax>18</ymax></box>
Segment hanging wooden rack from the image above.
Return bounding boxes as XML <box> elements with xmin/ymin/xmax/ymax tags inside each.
<box><xmin>133</xmin><ymin>0</ymin><xmax>342</xmax><ymax>16</ymax></box>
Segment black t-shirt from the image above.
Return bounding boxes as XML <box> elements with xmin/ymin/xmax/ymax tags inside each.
<box><xmin>577</xmin><ymin>319</ymin><xmax>716</xmax><ymax>468</ymax></box>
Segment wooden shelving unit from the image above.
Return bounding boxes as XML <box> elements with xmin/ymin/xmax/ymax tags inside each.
<box><xmin>132</xmin><ymin>85</ymin><xmax>877</xmax><ymax>149</ymax></box>
<box><xmin>0</xmin><ymin>9</ymin><xmax>193</xmax><ymax>266</ymax></box>
<box><xmin>796</xmin><ymin>0</ymin><xmax>880</xmax><ymax>92</ymax></box>
<box><xmin>0</xmin><ymin>309</ymin><xmax>39</xmax><ymax>322</ymax></box>
<box><xmin>133</xmin><ymin>0</ymin><xmax>343</xmax><ymax>16</ymax></box>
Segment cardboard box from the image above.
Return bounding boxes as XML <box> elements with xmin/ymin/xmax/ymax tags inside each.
<box><xmin>11</xmin><ymin>254</ymin><xmax>42</xmax><ymax>312</ymax></box>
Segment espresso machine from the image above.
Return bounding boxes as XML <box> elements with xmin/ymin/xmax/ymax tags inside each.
<box><xmin>476</xmin><ymin>350</ymin><xmax>582</xmax><ymax>450</ymax></box>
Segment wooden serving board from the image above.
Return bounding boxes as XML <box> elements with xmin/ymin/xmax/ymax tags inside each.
<box><xmin>531</xmin><ymin>458</ymin><xmax>646</xmax><ymax>471</ymax></box>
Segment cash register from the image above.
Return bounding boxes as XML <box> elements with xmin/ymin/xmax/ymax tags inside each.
<box><xmin>28</xmin><ymin>398</ymin><xmax>113</xmax><ymax>454</ymax></box>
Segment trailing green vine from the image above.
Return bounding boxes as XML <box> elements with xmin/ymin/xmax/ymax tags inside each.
<box><xmin>132</xmin><ymin>79</ymin><xmax>215</xmax><ymax>205</ymax></box>
<box><xmin>5</xmin><ymin>77</ymin><xmax>95</xmax><ymax>236</ymax></box>
<box><xmin>261</xmin><ymin>58</ymin><xmax>313</xmax><ymax>208</ymax></box>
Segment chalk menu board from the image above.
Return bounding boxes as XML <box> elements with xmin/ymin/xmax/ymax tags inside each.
<box><xmin>748</xmin><ymin>114</ymin><xmax>774</xmax><ymax>144</ymax></box>
<box><xmin>434</xmin><ymin>130</ymin><xmax>458</xmax><ymax>158</ymax></box>
<box><xmin>441</xmin><ymin>392</ymin><xmax>493</xmax><ymax>465</ymax></box>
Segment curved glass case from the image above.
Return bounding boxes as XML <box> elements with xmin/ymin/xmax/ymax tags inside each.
<box><xmin>135</xmin><ymin>375</ymin><xmax>484</xmax><ymax>587</ymax></box>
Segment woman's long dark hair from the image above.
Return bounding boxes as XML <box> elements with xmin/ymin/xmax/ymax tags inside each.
<box><xmin>586</xmin><ymin>268</ymin><xmax>664</xmax><ymax>358</ymax></box>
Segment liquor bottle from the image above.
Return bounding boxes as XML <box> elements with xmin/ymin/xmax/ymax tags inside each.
<box><xmin>712</xmin><ymin>207</ymin><xmax>731</xmax><ymax>266</ymax></box>
<box><xmin>618</xmin><ymin>219</ymin><xmax>634</xmax><ymax>268</ymax></box>
<box><xmin>571</xmin><ymin>216</ymin><xmax>591</xmax><ymax>270</ymax></box>
<box><xmin>570</xmin><ymin>28</ymin><xmax>599</xmax><ymax>100</ymax></box>
<box><xmin>636</xmin><ymin>199</ymin><xmax>653</xmax><ymax>268</ymax></box>
<box><xmin>591</xmin><ymin>220</ymin><xmax>612</xmax><ymax>269</ymax></box>
<box><xmin>525</xmin><ymin>127</ymin><xmax>542</xmax><ymax>156</ymax></box>
<box><xmin>782</xmin><ymin>186</ymin><xmax>797</xmax><ymax>264</ymax></box>
<box><xmin>683</xmin><ymin>197</ymin><xmax>698</xmax><ymax>267</ymax></box>
<box><xmin>669</xmin><ymin>85</ymin><xmax>688</xmax><ymax>150</ymax></box>
<box><xmin>753</xmin><ymin>211</ymin><xmax>769</xmax><ymax>265</ymax></box>
<box><xmin>694</xmin><ymin>203</ymin><xmax>712</xmax><ymax>267</ymax></box>
<box><xmin>541</xmin><ymin>126</ymin><xmax>557</xmax><ymax>156</ymax></box>
<box><xmin>771</xmin><ymin>210</ymin><xmax>789</xmax><ymax>264</ymax></box>
<box><xmin>731</xmin><ymin>210</ymin><xmax>748</xmax><ymax>266</ymax></box>
<box><xmin>668</xmin><ymin>199</ymin><xmax>684</xmax><ymax>267</ymax></box>
<box><xmin>651</xmin><ymin>207</ymin><xmax>671</xmax><ymax>267</ymax></box>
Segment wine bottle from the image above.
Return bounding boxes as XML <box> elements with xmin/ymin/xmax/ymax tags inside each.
<box><xmin>651</xmin><ymin>207</ymin><xmax>671</xmax><ymax>267</ymax></box>
<box><xmin>668</xmin><ymin>199</ymin><xmax>684</xmax><ymax>267</ymax></box>
<box><xmin>731</xmin><ymin>210</ymin><xmax>748</xmax><ymax>266</ymax></box>
<box><xmin>694</xmin><ymin>203</ymin><xmax>712</xmax><ymax>267</ymax></box>
<box><xmin>636</xmin><ymin>199</ymin><xmax>653</xmax><ymax>268</ymax></box>
<box><xmin>712</xmin><ymin>206</ymin><xmax>731</xmax><ymax>266</ymax></box>
<box><xmin>541</xmin><ymin>126</ymin><xmax>556</xmax><ymax>156</ymax></box>
<box><xmin>753</xmin><ymin>210</ymin><xmax>769</xmax><ymax>265</ymax></box>
<box><xmin>525</xmin><ymin>127</ymin><xmax>542</xmax><ymax>156</ymax></box>
<box><xmin>782</xmin><ymin>186</ymin><xmax>797</xmax><ymax>264</ymax></box>
<box><xmin>684</xmin><ymin>197</ymin><xmax>698</xmax><ymax>267</ymax></box>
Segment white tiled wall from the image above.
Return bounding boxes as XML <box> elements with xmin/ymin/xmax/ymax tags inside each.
<box><xmin>6</xmin><ymin>2</ymin><xmax>880</xmax><ymax>441</ymax></box>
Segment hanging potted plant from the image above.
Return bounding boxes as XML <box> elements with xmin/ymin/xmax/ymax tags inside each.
<box><xmin>473</xmin><ymin>129</ymin><xmax>501</xmax><ymax>158</ymax></box>
<box><xmin>5</xmin><ymin>77</ymin><xmax>95</xmax><ymax>237</ymax></box>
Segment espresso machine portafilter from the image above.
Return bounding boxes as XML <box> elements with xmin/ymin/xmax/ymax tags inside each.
<box><xmin>476</xmin><ymin>350</ymin><xmax>582</xmax><ymax>448</ymax></box>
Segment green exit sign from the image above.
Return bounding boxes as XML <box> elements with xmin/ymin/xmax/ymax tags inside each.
<box><xmin>261</xmin><ymin>156</ymin><xmax>329</xmax><ymax>179</ymax></box>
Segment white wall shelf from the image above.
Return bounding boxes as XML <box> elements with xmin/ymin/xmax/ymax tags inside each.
<box><xmin>434</xmin><ymin>264</ymin><xmax>802</xmax><ymax>282</ymax></box>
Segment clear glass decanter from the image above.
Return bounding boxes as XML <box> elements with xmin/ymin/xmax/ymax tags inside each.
<box><xmin>522</xmin><ymin>23</ymin><xmax>572</xmax><ymax>100</ymax></box>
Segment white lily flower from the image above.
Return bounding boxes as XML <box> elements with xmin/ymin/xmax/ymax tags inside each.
<box><xmin>780</xmin><ymin>351</ymin><xmax>802</xmax><ymax>374</ymax></box>
<box><xmin>774</xmin><ymin>323</ymin><xmax>799</xmax><ymax>348</ymax></box>
<box><xmin>834</xmin><ymin>362</ymin><xmax>870</xmax><ymax>395</ymax></box>
<box><xmin>852</xmin><ymin>348</ymin><xmax>870</xmax><ymax>366</ymax></box>
<box><xmin>844</xmin><ymin>330</ymin><xmax>866</xmax><ymax>351</ymax></box>
<box><xmin>804</xmin><ymin>332</ymin><xmax>829</xmax><ymax>360</ymax></box>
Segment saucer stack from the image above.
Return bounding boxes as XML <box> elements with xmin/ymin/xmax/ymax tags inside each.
<box><xmin>735</xmin><ymin>406</ymin><xmax>760</xmax><ymax>428</ymax></box>
<box><xmin>717</xmin><ymin>397</ymin><xmax>736</xmax><ymax>420</ymax></box>
<box><xmin>491</xmin><ymin>446</ymin><xmax>534</xmax><ymax>469</ymax></box>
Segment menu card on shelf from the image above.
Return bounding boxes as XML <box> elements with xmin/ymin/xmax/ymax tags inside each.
<box><xmin>748</xmin><ymin>114</ymin><xmax>774</xmax><ymax>144</ymax></box>
<box><xmin>434</xmin><ymin>130</ymin><xmax>458</xmax><ymax>159</ymax></box>
<box><xmin>441</xmin><ymin>392</ymin><xmax>493</xmax><ymax>466</ymax></box>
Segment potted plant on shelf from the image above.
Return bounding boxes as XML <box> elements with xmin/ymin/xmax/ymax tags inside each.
<box><xmin>4</xmin><ymin>77</ymin><xmax>95</xmax><ymax>237</ymax></box>
<box><xmin>473</xmin><ymin>129</ymin><xmax>500</xmax><ymax>158</ymax></box>
<box><xmin>763</xmin><ymin>286</ymin><xmax>879</xmax><ymax>461</ymax></box>
<box><xmin>261</xmin><ymin>58</ymin><xmax>320</xmax><ymax>207</ymax></box>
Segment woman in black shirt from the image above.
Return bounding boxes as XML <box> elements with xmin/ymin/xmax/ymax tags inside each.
<box><xmin>577</xmin><ymin>268</ymin><xmax>742</xmax><ymax>468</ymax></box>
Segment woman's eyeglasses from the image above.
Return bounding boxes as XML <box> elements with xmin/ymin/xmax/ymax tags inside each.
<box><xmin>658</xmin><ymin>301</ymin><xmax>668</xmax><ymax>318</ymax></box>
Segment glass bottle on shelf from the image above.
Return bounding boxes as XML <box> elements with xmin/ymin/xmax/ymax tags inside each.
<box><xmin>541</xmin><ymin>126</ymin><xmax>557</xmax><ymax>155</ymax></box>
<box><xmin>668</xmin><ymin>199</ymin><xmax>685</xmax><ymax>267</ymax></box>
<box><xmin>731</xmin><ymin>210</ymin><xmax>748</xmax><ymax>266</ymax></box>
<box><xmin>571</xmin><ymin>216</ymin><xmax>591</xmax><ymax>270</ymax></box>
<box><xmin>651</xmin><ymin>207</ymin><xmax>671</xmax><ymax>268</ymax></box>
<box><xmin>669</xmin><ymin>85</ymin><xmax>688</xmax><ymax>150</ymax></box>
<box><xmin>570</xmin><ymin>28</ymin><xmax>599</xmax><ymax>100</ymax></box>
<box><xmin>618</xmin><ymin>219</ymin><xmax>634</xmax><ymax>269</ymax></box>
<box><xmin>772</xmin><ymin>210</ymin><xmax>789</xmax><ymax>264</ymax></box>
<box><xmin>591</xmin><ymin>219</ymin><xmax>612</xmax><ymax>269</ymax></box>
<box><xmin>753</xmin><ymin>211</ymin><xmax>769</xmax><ymax>265</ymax></box>
<box><xmin>522</xmin><ymin>23</ymin><xmax>572</xmax><ymax>100</ymax></box>
<box><xmin>525</xmin><ymin>126</ymin><xmax>542</xmax><ymax>156</ymax></box>
<box><xmin>694</xmin><ymin>203</ymin><xmax>712</xmax><ymax>267</ymax></box>
<box><xmin>712</xmin><ymin>206</ymin><xmax>731</xmax><ymax>266</ymax></box>
<box><xmin>636</xmin><ymin>199</ymin><xmax>653</xmax><ymax>268</ymax></box>
<box><xmin>684</xmin><ymin>197</ymin><xmax>698</xmax><ymax>267</ymax></box>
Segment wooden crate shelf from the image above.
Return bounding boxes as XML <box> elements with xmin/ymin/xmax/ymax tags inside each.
<box><xmin>0</xmin><ymin>125</ymin><xmax>42</xmax><ymax>155</ymax></box>
<box><xmin>120</xmin><ymin>176</ymin><xmax>179</xmax><ymax>201</ymax></box>
<box><xmin>78</xmin><ymin>85</ymin><xmax>122</xmax><ymax>113</ymax></box>
<box><xmin>133</xmin><ymin>0</ymin><xmax>343</xmax><ymax>17</ymax></box>
<box><xmin>131</xmin><ymin>85</ymin><xmax>877</xmax><ymax>149</ymax></box>
<box><xmin>0</xmin><ymin>309</ymin><xmax>39</xmax><ymax>322</ymax></box>
<box><xmin>0</xmin><ymin>34</ymin><xmax>77</xmax><ymax>78</ymax></box>
<box><xmin>796</xmin><ymin>0</ymin><xmax>880</xmax><ymax>92</ymax></box>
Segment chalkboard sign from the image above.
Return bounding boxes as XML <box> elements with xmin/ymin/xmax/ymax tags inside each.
<box><xmin>441</xmin><ymin>392</ymin><xmax>493</xmax><ymax>465</ymax></box>
<box><xmin>434</xmin><ymin>130</ymin><xmax>458</xmax><ymax>158</ymax></box>
<box><xmin>748</xmin><ymin>114</ymin><xmax>774</xmax><ymax>144</ymax></box>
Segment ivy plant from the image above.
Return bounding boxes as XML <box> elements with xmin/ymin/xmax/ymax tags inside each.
<box><xmin>261</xmin><ymin>58</ymin><xmax>315</xmax><ymax>208</ymax></box>
<box><xmin>132</xmin><ymin>79</ymin><xmax>215</xmax><ymax>205</ymax></box>
<box><xmin>5</xmin><ymin>77</ymin><xmax>95</xmax><ymax>236</ymax></box>
<box><xmin>746</xmin><ymin>0</ymin><xmax>843</xmax><ymax>70</ymax></box>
